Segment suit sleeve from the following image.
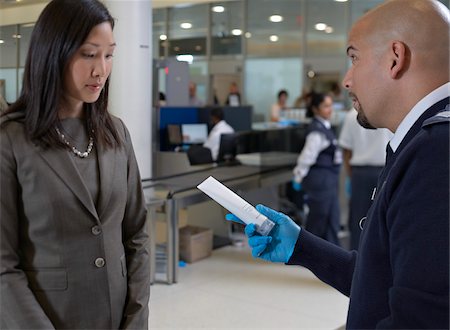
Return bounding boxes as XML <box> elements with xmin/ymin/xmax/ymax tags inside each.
<box><xmin>0</xmin><ymin>127</ymin><xmax>55</xmax><ymax>329</ymax></box>
<box><xmin>376</xmin><ymin>126</ymin><xmax>449</xmax><ymax>329</ymax></box>
<box><xmin>287</xmin><ymin>229</ymin><xmax>357</xmax><ymax>297</ymax></box>
<box><xmin>118</xmin><ymin>122</ymin><xmax>151</xmax><ymax>329</ymax></box>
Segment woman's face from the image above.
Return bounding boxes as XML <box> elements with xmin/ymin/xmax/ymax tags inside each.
<box><xmin>279</xmin><ymin>93</ymin><xmax>288</xmax><ymax>105</ymax></box>
<box><xmin>314</xmin><ymin>96</ymin><xmax>334</xmax><ymax>120</ymax></box>
<box><xmin>63</xmin><ymin>22</ymin><xmax>116</xmax><ymax>116</ymax></box>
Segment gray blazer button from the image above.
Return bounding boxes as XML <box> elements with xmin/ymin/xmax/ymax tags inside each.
<box><xmin>95</xmin><ymin>257</ymin><xmax>105</xmax><ymax>268</ymax></box>
<box><xmin>91</xmin><ymin>225</ymin><xmax>102</xmax><ymax>235</ymax></box>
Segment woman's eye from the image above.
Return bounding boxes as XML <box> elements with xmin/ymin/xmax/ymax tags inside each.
<box><xmin>83</xmin><ymin>53</ymin><xmax>95</xmax><ymax>58</ymax></box>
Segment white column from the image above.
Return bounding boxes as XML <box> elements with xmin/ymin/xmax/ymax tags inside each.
<box><xmin>105</xmin><ymin>0</ymin><xmax>153</xmax><ymax>179</ymax></box>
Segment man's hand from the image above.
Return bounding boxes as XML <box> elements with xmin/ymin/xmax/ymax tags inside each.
<box><xmin>226</xmin><ymin>204</ymin><xmax>301</xmax><ymax>263</ymax></box>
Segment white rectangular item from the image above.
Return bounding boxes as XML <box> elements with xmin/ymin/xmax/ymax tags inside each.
<box><xmin>197</xmin><ymin>176</ymin><xmax>275</xmax><ymax>236</ymax></box>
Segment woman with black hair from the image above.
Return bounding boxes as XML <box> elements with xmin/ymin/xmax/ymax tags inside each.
<box><xmin>0</xmin><ymin>0</ymin><xmax>150</xmax><ymax>328</ymax></box>
<box><xmin>292</xmin><ymin>92</ymin><xmax>342</xmax><ymax>245</ymax></box>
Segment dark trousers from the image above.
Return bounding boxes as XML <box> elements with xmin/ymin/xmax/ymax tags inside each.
<box><xmin>349</xmin><ymin>166</ymin><xmax>383</xmax><ymax>250</ymax></box>
<box><xmin>303</xmin><ymin>168</ymin><xmax>340</xmax><ymax>246</ymax></box>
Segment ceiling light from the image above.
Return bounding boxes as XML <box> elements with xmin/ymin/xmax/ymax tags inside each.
<box><xmin>245</xmin><ymin>32</ymin><xmax>252</xmax><ymax>38</ymax></box>
<box><xmin>0</xmin><ymin>40</ymin><xmax>4</xmax><ymax>44</ymax></box>
<box><xmin>159</xmin><ymin>34</ymin><xmax>167</xmax><ymax>41</ymax></box>
<box><xmin>212</xmin><ymin>5</ymin><xmax>225</xmax><ymax>13</ymax></box>
<box><xmin>269</xmin><ymin>15</ymin><xmax>283</xmax><ymax>23</ymax></box>
<box><xmin>180</xmin><ymin>22</ymin><xmax>192</xmax><ymax>29</ymax></box>
<box><xmin>176</xmin><ymin>54</ymin><xmax>194</xmax><ymax>64</ymax></box>
<box><xmin>231</xmin><ymin>29</ymin><xmax>242</xmax><ymax>36</ymax></box>
<box><xmin>269</xmin><ymin>35</ymin><xmax>279</xmax><ymax>42</ymax></box>
<box><xmin>325</xmin><ymin>26</ymin><xmax>334</xmax><ymax>33</ymax></box>
<box><xmin>314</xmin><ymin>23</ymin><xmax>327</xmax><ymax>31</ymax></box>
<box><xmin>334</xmin><ymin>0</ymin><xmax>348</xmax><ymax>2</ymax></box>
<box><xmin>307</xmin><ymin>70</ymin><xmax>315</xmax><ymax>78</ymax></box>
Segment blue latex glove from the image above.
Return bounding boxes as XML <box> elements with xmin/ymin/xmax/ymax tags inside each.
<box><xmin>345</xmin><ymin>177</ymin><xmax>352</xmax><ymax>198</ymax></box>
<box><xmin>225</xmin><ymin>204</ymin><xmax>301</xmax><ymax>263</ymax></box>
<box><xmin>292</xmin><ymin>180</ymin><xmax>302</xmax><ymax>192</ymax></box>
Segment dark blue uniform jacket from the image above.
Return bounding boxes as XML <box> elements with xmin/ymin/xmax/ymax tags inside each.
<box><xmin>287</xmin><ymin>98</ymin><xmax>449</xmax><ymax>329</ymax></box>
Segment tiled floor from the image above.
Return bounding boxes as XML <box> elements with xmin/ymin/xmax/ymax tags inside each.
<box><xmin>149</xmin><ymin>243</ymin><xmax>349</xmax><ymax>329</ymax></box>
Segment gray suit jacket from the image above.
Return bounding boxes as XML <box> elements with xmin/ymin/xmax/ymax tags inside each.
<box><xmin>0</xmin><ymin>112</ymin><xmax>150</xmax><ymax>329</ymax></box>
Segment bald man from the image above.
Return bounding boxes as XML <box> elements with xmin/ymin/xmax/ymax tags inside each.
<box><xmin>226</xmin><ymin>1</ymin><xmax>449</xmax><ymax>328</ymax></box>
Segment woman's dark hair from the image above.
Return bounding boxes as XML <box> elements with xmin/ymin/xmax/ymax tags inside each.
<box><xmin>306</xmin><ymin>92</ymin><xmax>327</xmax><ymax>118</ymax></box>
<box><xmin>278</xmin><ymin>90</ymin><xmax>288</xmax><ymax>100</ymax></box>
<box><xmin>4</xmin><ymin>0</ymin><xmax>121</xmax><ymax>148</ymax></box>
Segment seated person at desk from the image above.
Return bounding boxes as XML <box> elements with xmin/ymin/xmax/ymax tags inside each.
<box><xmin>203</xmin><ymin>107</ymin><xmax>234</xmax><ymax>161</ymax></box>
<box><xmin>270</xmin><ymin>89</ymin><xmax>289</xmax><ymax>122</ymax></box>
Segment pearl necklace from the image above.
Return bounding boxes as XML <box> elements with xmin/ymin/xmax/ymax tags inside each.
<box><xmin>56</xmin><ymin>127</ymin><xmax>94</xmax><ymax>158</ymax></box>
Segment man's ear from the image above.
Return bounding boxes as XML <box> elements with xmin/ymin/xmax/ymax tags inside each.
<box><xmin>389</xmin><ymin>41</ymin><xmax>408</xmax><ymax>79</ymax></box>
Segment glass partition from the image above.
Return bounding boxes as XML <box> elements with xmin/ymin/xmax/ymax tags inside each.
<box><xmin>246</xmin><ymin>0</ymin><xmax>303</xmax><ymax>57</ymax></box>
<box><xmin>245</xmin><ymin>57</ymin><xmax>302</xmax><ymax>121</ymax></box>
<box><xmin>153</xmin><ymin>8</ymin><xmax>167</xmax><ymax>59</ymax></box>
<box><xmin>305</xmin><ymin>0</ymin><xmax>348</xmax><ymax>57</ymax></box>
<box><xmin>211</xmin><ymin>1</ymin><xmax>243</xmax><ymax>56</ymax></box>
<box><xmin>168</xmin><ymin>4</ymin><xmax>208</xmax><ymax>57</ymax></box>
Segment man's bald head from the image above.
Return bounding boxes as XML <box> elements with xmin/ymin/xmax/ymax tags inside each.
<box><xmin>354</xmin><ymin>0</ymin><xmax>449</xmax><ymax>74</ymax></box>
<box><xmin>343</xmin><ymin>0</ymin><xmax>449</xmax><ymax>131</ymax></box>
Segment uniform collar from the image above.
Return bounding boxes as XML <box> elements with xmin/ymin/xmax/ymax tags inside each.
<box><xmin>390</xmin><ymin>82</ymin><xmax>450</xmax><ymax>152</ymax></box>
<box><xmin>314</xmin><ymin>115</ymin><xmax>331</xmax><ymax>129</ymax></box>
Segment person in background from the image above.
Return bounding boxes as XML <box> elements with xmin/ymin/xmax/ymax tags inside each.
<box><xmin>227</xmin><ymin>0</ymin><xmax>449</xmax><ymax>328</ymax></box>
<box><xmin>293</xmin><ymin>87</ymin><xmax>312</xmax><ymax>109</ymax></box>
<box><xmin>203</xmin><ymin>107</ymin><xmax>234</xmax><ymax>161</ymax></box>
<box><xmin>225</xmin><ymin>81</ymin><xmax>241</xmax><ymax>106</ymax></box>
<box><xmin>188</xmin><ymin>81</ymin><xmax>204</xmax><ymax>107</ymax></box>
<box><xmin>339</xmin><ymin>108</ymin><xmax>392</xmax><ymax>250</ymax></box>
<box><xmin>0</xmin><ymin>94</ymin><xmax>8</xmax><ymax>113</ymax></box>
<box><xmin>270</xmin><ymin>89</ymin><xmax>289</xmax><ymax>122</ymax></box>
<box><xmin>158</xmin><ymin>91</ymin><xmax>166</xmax><ymax>107</ymax></box>
<box><xmin>0</xmin><ymin>0</ymin><xmax>150</xmax><ymax>328</ymax></box>
<box><xmin>292</xmin><ymin>92</ymin><xmax>342</xmax><ymax>245</ymax></box>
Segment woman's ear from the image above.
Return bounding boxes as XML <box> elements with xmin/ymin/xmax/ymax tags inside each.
<box><xmin>389</xmin><ymin>41</ymin><xmax>408</xmax><ymax>79</ymax></box>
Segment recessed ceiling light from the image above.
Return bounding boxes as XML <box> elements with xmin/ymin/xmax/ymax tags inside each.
<box><xmin>212</xmin><ymin>5</ymin><xmax>225</xmax><ymax>13</ymax></box>
<box><xmin>231</xmin><ymin>29</ymin><xmax>242</xmax><ymax>36</ymax></box>
<box><xmin>334</xmin><ymin>0</ymin><xmax>348</xmax><ymax>2</ymax></box>
<box><xmin>314</xmin><ymin>23</ymin><xmax>327</xmax><ymax>31</ymax></box>
<box><xmin>0</xmin><ymin>40</ymin><xmax>4</xmax><ymax>44</ymax></box>
<box><xmin>325</xmin><ymin>26</ymin><xmax>334</xmax><ymax>33</ymax></box>
<box><xmin>180</xmin><ymin>22</ymin><xmax>192</xmax><ymax>29</ymax></box>
<box><xmin>176</xmin><ymin>54</ymin><xmax>194</xmax><ymax>64</ymax></box>
<box><xmin>245</xmin><ymin>32</ymin><xmax>252</xmax><ymax>38</ymax></box>
<box><xmin>159</xmin><ymin>34</ymin><xmax>167</xmax><ymax>41</ymax></box>
<box><xmin>269</xmin><ymin>35</ymin><xmax>279</xmax><ymax>42</ymax></box>
<box><xmin>269</xmin><ymin>15</ymin><xmax>283</xmax><ymax>23</ymax></box>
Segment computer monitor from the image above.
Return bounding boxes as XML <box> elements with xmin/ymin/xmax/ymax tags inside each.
<box><xmin>167</xmin><ymin>124</ymin><xmax>183</xmax><ymax>145</ymax></box>
<box><xmin>181</xmin><ymin>123</ymin><xmax>208</xmax><ymax>144</ymax></box>
<box><xmin>217</xmin><ymin>133</ymin><xmax>238</xmax><ymax>163</ymax></box>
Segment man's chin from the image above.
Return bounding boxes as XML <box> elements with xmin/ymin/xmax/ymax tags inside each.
<box><xmin>356</xmin><ymin>112</ymin><xmax>377</xmax><ymax>130</ymax></box>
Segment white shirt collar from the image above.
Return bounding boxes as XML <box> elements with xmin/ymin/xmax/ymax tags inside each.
<box><xmin>314</xmin><ymin>115</ymin><xmax>331</xmax><ymax>129</ymax></box>
<box><xmin>390</xmin><ymin>82</ymin><xmax>450</xmax><ymax>152</ymax></box>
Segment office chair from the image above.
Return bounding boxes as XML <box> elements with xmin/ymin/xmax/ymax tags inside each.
<box><xmin>187</xmin><ymin>145</ymin><xmax>213</xmax><ymax>165</ymax></box>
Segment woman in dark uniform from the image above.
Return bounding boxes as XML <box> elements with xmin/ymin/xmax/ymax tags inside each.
<box><xmin>292</xmin><ymin>92</ymin><xmax>342</xmax><ymax>245</ymax></box>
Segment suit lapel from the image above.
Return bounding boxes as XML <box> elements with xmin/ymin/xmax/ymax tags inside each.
<box><xmin>38</xmin><ymin>147</ymin><xmax>99</xmax><ymax>221</ymax></box>
<box><xmin>96</xmin><ymin>142</ymin><xmax>116</xmax><ymax>219</ymax></box>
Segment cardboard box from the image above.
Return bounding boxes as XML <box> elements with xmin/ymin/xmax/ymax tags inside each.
<box><xmin>155</xmin><ymin>208</ymin><xmax>188</xmax><ymax>244</ymax></box>
<box><xmin>179</xmin><ymin>225</ymin><xmax>213</xmax><ymax>263</ymax></box>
